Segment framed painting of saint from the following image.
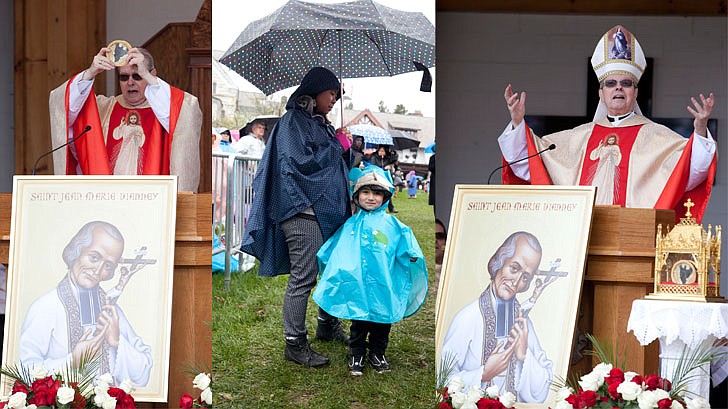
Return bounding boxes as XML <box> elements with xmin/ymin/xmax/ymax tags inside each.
<box><xmin>436</xmin><ymin>185</ymin><xmax>596</xmax><ymax>408</ymax></box>
<box><xmin>2</xmin><ymin>176</ymin><xmax>177</xmax><ymax>402</ymax></box>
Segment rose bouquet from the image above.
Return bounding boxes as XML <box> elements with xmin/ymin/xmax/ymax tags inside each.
<box><xmin>178</xmin><ymin>372</ymin><xmax>212</xmax><ymax>409</ymax></box>
<box><xmin>436</xmin><ymin>376</ymin><xmax>516</xmax><ymax>409</ymax></box>
<box><xmin>0</xmin><ymin>367</ymin><xmax>136</xmax><ymax>409</ymax></box>
<box><xmin>550</xmin><ymin>335</ymin><xmax>719</xmax><ymax>409</ymax></box>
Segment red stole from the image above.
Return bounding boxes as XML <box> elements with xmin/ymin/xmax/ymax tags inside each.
<box><xmin>64</xmin><ymin>74</ymin><xmax>185</xmax><ymax>176</ymax></box>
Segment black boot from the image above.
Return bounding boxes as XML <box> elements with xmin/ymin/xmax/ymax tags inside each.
<box><xmin>315</xmin><ymin>316</ymin><xmax>350</xmax><ymax>345</ymax></box>
<box><xmin>284</xmin><ymin>337</ymin><xmax>330</xmax><ymax>368</ymax></box>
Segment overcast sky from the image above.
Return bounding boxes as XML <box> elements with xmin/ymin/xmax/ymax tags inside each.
<box><xmin>212</xmin><ymin>0</ymin><xmax>436</xmax><ymax>117</ymax></box>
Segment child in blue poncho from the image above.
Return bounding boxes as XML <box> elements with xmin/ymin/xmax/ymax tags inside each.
<box><xmin>313</xmin><ymin>165</ymin><xmax>428</xmax><ymax>375</ymax></box>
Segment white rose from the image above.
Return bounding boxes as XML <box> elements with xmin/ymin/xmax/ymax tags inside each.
<box><xmin>193</xmin><ymin>372</ymin><xmax>212</xmax><ymax>391</ymax></box>
<box><xmin>94</xmin><ymin>391</ymin><xmax>110</xmax><ymax>407</ymax></box>
<box><xmin>500</xmin><ymin>391</ymin><xmax>516</xmax><ymax>408</ymax></box>
<box><xmin>685</xmin><ymin>396</ymin><xmax>711</xmax><ymax>409</ymax></box>
<box><xmin>447</xmin><ymin>377</ymin><xmax>465</xmax><ymax>394</ymax></box>
<box><xmin>120</xmin><ymin>379</ymin><xmax>134</xmax><ymax>394</ymax></box>
<box><xmin>7</xmin><ymin>392</ymin><xmax>27</xmax><ymax>409</ymax></box>
<box><xmin>593</xmin><ymin>362</ymin><xmax>613</xmax><ymax>378</ymax></box>
<box><xmin>466</xmin><ymin>386</ymin><xmax>483</xmax><ymax>402</ymax></box>
<box><xmin>624</xmin><ymin>371</ymin><xmax>640</xmax><ymax>382</ymax></box>
<box><xmin>555</xmin><ymin>387</ymin><xmax>573</xmax><ymax>401</ymax></box>
<box><xmin>554</xmin><ymin>400</ymin><xmax>573</xmax><ymax>409</ymax></box>
<box><xmin>26</xmin><ymin>405</ymin><xmax>37</xmax><ymax>409</ymax></box>
<box><xmin>484</xmin><ymin>385</ymin><xmax>500</xmax><ymax>398</ymax></box>
<box><xmin>617</xmin><ymin>380</ymin><xmax>643</xmax><ymax>401</ymax></box>
<box><xmin>57</xmin><ymin>386</ymin><xmax>76</xmax><ymax>405</ymax></box>
<box><xmin>638</xmin><ymin>389</ymin><xmax>670</xmax><ymax>409</ymax></box>
<box><xmin>98</xmin><ymin>373</ymin><xmax>114</xmax><ymax>385</ymax></box>
<box><xmin>450</xmin><ymin>391</ymin><xmax>467</xmax><ymax>409</ymax></box>
<box><xmin>670</xmin><ymin>400</ymin><xmax>685</xmax><ymax>409</ymax></box>
<box><xmin>102</xmin><ymin>397</ymin><xmax>117</xmax><ymax>409</ymax></box>
<box><xmin>461</xmin><ymin>401</ymin><xmax>478</xmax><ymax>409</ymax></box>
<box><xmin>578</xmin><ymin>371</ymin><xmax>602</xmax><ymax>392</ymax></box>
<box><xmin>30</xmin><ymin>366</ymin><xmax>47</xmax><ymax>380</ymax></box>
<box><xmin>201</xmin><ymin>387</ymin><xmax>212</xmax><ymax>405</ymax></box>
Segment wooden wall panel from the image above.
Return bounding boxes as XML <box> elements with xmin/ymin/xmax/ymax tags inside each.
<box><xmin>14</xmin><ymin>0</ymin><xmax>105</xmax><ymax>175</ymax></box>
<box><xmin>139</xmin><ymin>23</ymin><xmax>193</xmax><ymax>94</ymax></box>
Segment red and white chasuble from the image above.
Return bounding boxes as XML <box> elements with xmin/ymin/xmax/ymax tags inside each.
<box><xmin>49</xmin><ymin>73</ymin><xmax>202</xmax><ymax>192</ymax></box>
<box><xmin>501</xmin><ymin>115</ymin><xmax>716</xmax><ymax>222</ymax></box>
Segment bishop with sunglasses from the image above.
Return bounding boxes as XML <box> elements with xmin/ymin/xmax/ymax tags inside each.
<box><xmin>497</xmin><ymin>25</ymin><xmax>716</xmax><ymax>222</ymax></box>
<box><xmin>49</xmin><ymin>46</ymin><xmax>202</xmax><ymax>192</ymax></box>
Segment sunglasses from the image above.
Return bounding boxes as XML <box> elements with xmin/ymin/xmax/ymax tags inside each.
<box><xmin>119</xmin><ymin>73</ymin><xmax>143</xmax><ymax>81</ymax></box>
<box><xmin>602</xmin><ymin>79</ymin><xmax>635</xmax><ymax>88</ymax></box>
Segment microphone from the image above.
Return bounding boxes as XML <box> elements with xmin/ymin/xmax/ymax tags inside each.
<box><xmin>32</xmin><ymin>125</ymin><xmax>92</xmax><ymax>175</ymax></box>
<box><xmin>487</xmin><ymin>143</ymin><xmax>556</xmax><ymax>184</ymax></box>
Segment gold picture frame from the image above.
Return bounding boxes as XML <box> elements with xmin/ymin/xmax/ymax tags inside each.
<box><xmin>106</xmin><ymin>40</ymin><xmax>132</xmax><ymax>67</ymax></box>
<box><xmin>2</xmin><ymin>176</ymin><xmax>178</xmax><ymax>402</ymax></box>
<box><xmin>435</xmin><ymin>185</ymin><xmax>595</xmax><ymax>408</ymax></box>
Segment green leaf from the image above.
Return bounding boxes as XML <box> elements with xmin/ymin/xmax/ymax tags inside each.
<box><xmin>372</xmin><ymin>230</ymin><xmax>388</xmax><ymax>246</ymax></box>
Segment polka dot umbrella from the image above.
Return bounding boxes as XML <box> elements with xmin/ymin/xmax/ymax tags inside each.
<box><xmin>348</xmin><ymin>123</ymin><xmax>393</xmax><ymax>146</ymax></box>
<box><xmin>219</xmin><ymin>0</ymin><xmax>435</xmax><ymax>123</ymax></box>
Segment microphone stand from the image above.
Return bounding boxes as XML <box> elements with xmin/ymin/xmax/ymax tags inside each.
<box><xmin>32</xmin><ymin>125</ymin><xmax>92</xmax><ymax>175</ymax></box>
<box><xmin>487</xmin><ymin>143</ymin><xmax>556</xmax><ymax>184</ymax></box>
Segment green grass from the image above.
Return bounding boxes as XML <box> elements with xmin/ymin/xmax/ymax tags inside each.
<box><xmin>212</xmin><ymin>191</ymin><xmax>437</xmax><ymax>408</ymax></box>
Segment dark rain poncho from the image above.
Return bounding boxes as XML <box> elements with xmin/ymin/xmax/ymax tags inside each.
<box><xmin>241</xmin><ymin>71</ymin><xmax>350</xmax><ymax>277</ymax></box>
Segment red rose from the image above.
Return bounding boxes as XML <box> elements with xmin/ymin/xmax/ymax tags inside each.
<box><xmin>476</xmin><ymin>398</ymin><xmax>506</xmax><ymax>409</ymax></box>
<box><xmin>631</xmin><ymin>375</ymin><xmax>644</xmax><ymax>385</ymax></box>
<box><xmin>29</xmin><ymin>376</ymin><xmax>60</xmax><ymax>406</ymax></box>
<box><xmin>108</xmin><ymin>387</ymin><xmax>137</xmax><ymax>409</ymax></box>
<box><xmin>605</xmin><ymin>368</ymin><xmax>625</xmax><ymax>385</ymax></box>
<box><xmin>565</xmin><ymin>390</ymin><xmax>598</xmax><ymax>409</ymax></box>
<box><xmin>644</xmin><ymin>374</ymin><xmax>661</xmax><ymax>391</ymax></box>
<box><xmin>579</xmin><ymin>390</ymin><xmax>598</xmax><ymax>408</ymax></box>
<box><xmin>607</xmin><ymin>382</ymin><xmax>621</xmax><ymax>400</ymax></box>
<box><xmin>11</xmin><ymin>380</ymin><xmax>28</xmax><ymax>394</ymax></box>
<box><xmin>660</xmin><ymin>378</ymin><xmax>672</xmax><ymax>392</ymax></box>
<box><xmin>179</xmin><ymin>393</ymin><xmax>195</xmax><ymax>409</ymax></box>
<box><xmin>658</xmin><ymin>398</ymin><xmax>674</xmax><ymax>409</ymax></box>
<box><xmin>0</xmin><ymin>401</ymin><xmax>6</xmax><ymax>408</ymax></box>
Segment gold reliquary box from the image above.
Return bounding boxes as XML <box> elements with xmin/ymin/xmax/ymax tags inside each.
<box><xmin>647</xmin><ymin>199</ymin><xmax>723</xmax><ymax>302</ymax></box>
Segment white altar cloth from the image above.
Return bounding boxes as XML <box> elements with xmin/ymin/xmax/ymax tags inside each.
<box><xmin>628</xmin><ymin>299</ymin><xmax>728</xmax><ymax>400</ymax></box>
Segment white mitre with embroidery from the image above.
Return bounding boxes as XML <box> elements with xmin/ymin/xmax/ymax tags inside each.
<box><xmin>591</xmin><ymin>25</ymin><xmax>647</xmax><ymax>121</ymax></box>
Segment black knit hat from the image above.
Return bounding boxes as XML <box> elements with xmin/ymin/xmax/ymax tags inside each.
<box><xmin>286</xmin><ymin>67</ymin><xmax>341</xmax><ymax>109</ymax></box>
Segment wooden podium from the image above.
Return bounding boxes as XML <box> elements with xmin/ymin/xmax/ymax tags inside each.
<box><xmin>569</xmin><ymin>206</ymin><xmax>674</xmax><ymax>377</ymax></box>
<box><xmin>0</xmin><ymin>192</ymin><xmax>211</xmax><ymax>409</ymax></box>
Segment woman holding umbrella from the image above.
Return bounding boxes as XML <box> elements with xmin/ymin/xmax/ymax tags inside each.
<box><xmin>241</xmin><ymin>67</ymin><xmax>353</xmax><ymax>368</ymax></box>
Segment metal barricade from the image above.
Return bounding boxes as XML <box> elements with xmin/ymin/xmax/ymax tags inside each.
<box><xmin>212</xmin><ymin>152</ymin><xmax>260</xmax><ymax>289</ymax></box>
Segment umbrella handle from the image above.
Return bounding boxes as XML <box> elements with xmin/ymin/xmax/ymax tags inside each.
<box><xmin>338</xmin><ymin>29</ymin><xmax>344</xmax><ymax>128</ymax></box>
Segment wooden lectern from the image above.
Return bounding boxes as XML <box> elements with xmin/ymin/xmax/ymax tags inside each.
<box><xmin>0</xmin><ymin>192</ymin><xmax>211</xmax><ymax>409</ymax></box>
<box><xmin>569</xmin><ymin>206</ymin><xmax>674</xmax><ymax>378</ymax></box>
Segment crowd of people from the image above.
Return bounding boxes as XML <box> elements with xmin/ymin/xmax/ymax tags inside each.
<box><xmin>212</xmin><ymin>119</ymin><xmax>267</xmax><ymax>159</ymax></box>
